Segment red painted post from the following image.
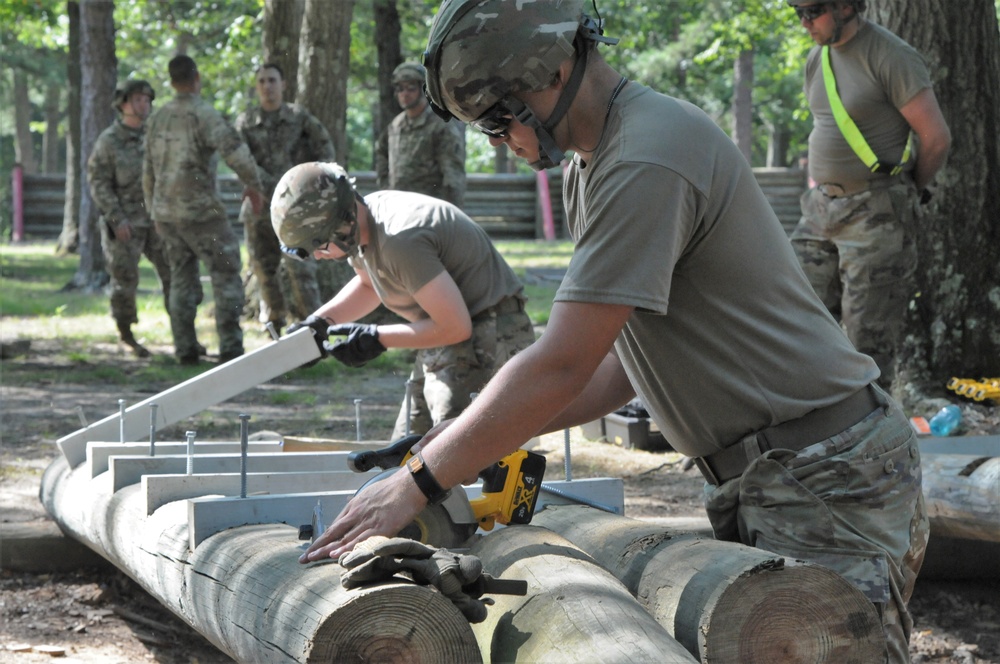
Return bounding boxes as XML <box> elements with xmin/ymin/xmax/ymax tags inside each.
<box><xmin>537</xmin><ymin>168</ymin><xmax>555</xmax><ymax>240</ymax></box>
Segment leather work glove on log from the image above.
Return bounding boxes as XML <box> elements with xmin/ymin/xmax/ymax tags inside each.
<box><xmin>324</xmin><ymin>323</ymin><xmax>386</xmax><ymax>367</ymax></box>
<box><xmin>339</xmin><ymin>536</ymin><xmax>490</xmax><ymax>622</ymax></box>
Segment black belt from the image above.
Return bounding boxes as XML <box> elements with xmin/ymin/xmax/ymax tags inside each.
<box><xmin>694</xmin><ymin>384</ymin><xmax>882</xmax><ymax>486</ymax></box>
<box><xmin>472</xmin><ymin>296</ymin><xmax>524</xmax><ymax>322</ymax></box>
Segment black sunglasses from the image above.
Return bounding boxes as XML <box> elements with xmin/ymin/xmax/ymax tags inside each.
<box><xmin>471</xmin><ymin>101</ymin><xmax>514</xmax><ymax>138</ymax></box>
<box><xmin>794</xmin><ymin>3</ymin><xmax>831</xmax><ymax>21</ymax></box>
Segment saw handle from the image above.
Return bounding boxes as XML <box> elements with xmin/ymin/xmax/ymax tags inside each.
<box><xmin>463</xmin><ymin>574</ymin><xmax>528</xmax><ymax>598</ymax></box>
<box><xmin>347</xmin><ymin>433</ymin><xmax>423</xmax><ymax>472</ymax></box>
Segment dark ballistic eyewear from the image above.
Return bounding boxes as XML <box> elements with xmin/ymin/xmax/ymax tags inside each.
<box><xmin>393</xmin><ymin>82</ymin><xmax>421</xmax><ymax>93</ymax></box>
<box><xmin>794</xmin><ymin>3</ymin><xmax>830</xmax><ymax>21</ymax></box>
<box><xmin>471</xmin><ymin>101</ymin><xmax>514</xmax><ymax>138</ymax></box>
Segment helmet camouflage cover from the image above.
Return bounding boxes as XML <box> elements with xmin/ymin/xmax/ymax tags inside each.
<box><xmin>271</xmin><ymin>162</ymin><xmax>359</xmax><ymax>260</ymax></box>
<box><xmin>424</xmin><ymin>0</ymin><xmax>585</xmax><ymax>123</ymax></box>
<box><xmin>392</xmin><ymin>62</ymin><xmax>426</xmax><ymax>84</ymax></box>
<box><xmin>112</xmin><ymin>79</ymin><xmax>155</xmax><ymax>110</ymax></box>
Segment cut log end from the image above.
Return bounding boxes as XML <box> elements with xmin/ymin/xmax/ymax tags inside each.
<box><xmin>704</xmin><ymin>563</ymin><xmax>885</xmax><ymax>664</ymax></box>
<box><xmin>308</xmin><ymin>584</ymin><xmax>482</xmax><ymax>663</ymax></box>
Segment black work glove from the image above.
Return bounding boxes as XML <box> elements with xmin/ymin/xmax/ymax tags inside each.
<box><xmin>286</xmin><ymin>315</ymin><xmax>331</xmax><ymax>366</ymax></box>
<box><xmin>324</xmin><ymin>323</ymin><xmax>386</xmax><ymax>368</ymax></box>
<box><xmin>339</xmin><ymin>536</ymin><xmax>489</xmax><ymax>623</ymax></box>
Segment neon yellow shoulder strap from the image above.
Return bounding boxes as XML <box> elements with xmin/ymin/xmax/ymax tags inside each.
<box><xmin>821</xmin><ymin>45</ymin><xmax>911</xmax><ymax>176</ymax></box>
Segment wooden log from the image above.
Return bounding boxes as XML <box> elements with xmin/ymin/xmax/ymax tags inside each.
<box><xmin>531</xmin><ymin>504</ymin><xmax>884</xmax><ymax>663</ymax></box>
<box><xmin>920</xmin><ymin>454</ymin><xmax>1000</xmax><ymax>542</ymax></box>
<box><xmin>469</xmin><ymin>525</ymin><xmax>697</xmax><ymax>663</ymax></box>
<box><xmin>39</xmin><ymin>455</ymin><xmax>482</xmax><ymax>663</ymax></box>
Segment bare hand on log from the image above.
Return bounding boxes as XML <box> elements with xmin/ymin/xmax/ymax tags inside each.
<box><xmin>299</xmin><ymin>467</ymin><xmax>427</xmax><ymax>563</ymax></box>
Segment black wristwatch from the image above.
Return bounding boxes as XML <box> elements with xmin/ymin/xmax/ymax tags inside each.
<box><xmin>406</xmin><ymin>453</ymin><xmax>451</xmax><ymax>505</ymax></box>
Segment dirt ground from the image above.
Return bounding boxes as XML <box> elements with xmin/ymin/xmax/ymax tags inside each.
<box><xmin>1</xmin><ymin>338</ymin><xmax>998</xmax><ymax>663</ymax></box>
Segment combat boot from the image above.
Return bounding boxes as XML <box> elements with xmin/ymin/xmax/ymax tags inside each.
<box><xmin>117</xmin><ymin>322</ymin><xmax>151</xmax><ymax>358</ymax></box>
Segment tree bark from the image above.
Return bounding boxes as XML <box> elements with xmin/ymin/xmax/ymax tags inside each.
<box><xmin>470</xmin><ymin>525</ymin><xmax>697</xmax><ymax>663</ymax></box>
<box><xmin>298</xmin><ymin>0</ymin><xmax>357</xmax><ymax>299</ymax></box>
<box><xmin>870</xmin><ymin>0</ymin><xmax>1000</xmax><ymax>392</ymax></box>
<box><xmin>731</xmin><ymin>48</ymin><xmax>754</xmax><ymax>164</ymax></box>
<box><xmin>920</xmin><ymin>454</ymin><xmax>1000</xmax><ymax>542</ymax></box>
<box><xmin>67</xmin><ymin>0</ymin><xmax>116</xmax><ymax>291</ymax></box>
<box><xmin>42</xmin><ymin>81</ymin><xmax>62</xmax><ymax>173</ymax></box>
<box><xmin>13</xmin><ymin>69</ymin><xmax>37</xmax><ymax>175</ymax></box>
<box><xmin>530</xmin><ymin>505</ymin><xmax>886</xmax><ymax>663</ymax></box>
<box><xmin>373</xmin><ymin>0</ymin><xmax>402</xmax><ymax>153</ymax></box>
<box><xmin>39</xmin><ymin>455</ymin><xmax>482</xmax><ymax>663</ymax></box>
<box><xmin>263</xmin><ymin>0</ymin><xmax>304</xmax><ymax>102</ymax></box>
<box><xmin>57</xmin><ymin>0</ymin><xmax>82</xmax><ymax>256</ymax></box>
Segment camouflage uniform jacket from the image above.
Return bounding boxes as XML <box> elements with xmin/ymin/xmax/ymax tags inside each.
<box><xmin>142</xmin><ymin>92</ymin><xmax>263</xmax><ymax>224</ymax></box>
<box><xmin>235</xmin><ymin>103</ymin><xmax>335</xmax><ymax>197</ymax></box>
<box><xmin>87</xmin><ymin>120</ymin><xmax>151</xmax><ymax>230</ymax></box>
<box><xmin>376</xmin><ymin>104</ymin><xmax>466</xmax><ymax>207</ymax></box>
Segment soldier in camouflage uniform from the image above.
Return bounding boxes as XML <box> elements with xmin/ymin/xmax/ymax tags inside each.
<box><xmin>236</xmin><ymin>63</ymin><xmax>336</xmax><ymax>332</ymax></box>
<box><xmin>375</xmin><ymin>62</ymin><xmax>466</xmax><ymax>207</ymax></box>
<box><xmin>788</xmin><ymin>0</ymin><xmax>951</xmax><ymax>390</ymax></box>
<box><xmin>301</xmin><ymin>3</ymin><xmax>929</xmax><ymax>661</ymax></box>
<box><xmin>87</xmin><ymin>79</ymin><xmax>171</xmax><ymax>358</ymax></box>
<box><xmin>143</xmin><ymin>55</ymin><xmax>266</xmax><ymax>365</ymax></box>
<box><xmin>272</xmin><ymin>162</ymin><xmax>534</xmax><ymax>438</ymax></box>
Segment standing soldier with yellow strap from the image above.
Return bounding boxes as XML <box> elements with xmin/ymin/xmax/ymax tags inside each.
<box><xmin>789</xmin><ymin>0</ymin><xmax>951</xmax><ymax>390</ymax></box>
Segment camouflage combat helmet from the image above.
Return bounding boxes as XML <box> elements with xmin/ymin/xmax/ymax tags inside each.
<box><xmin>423</xmin><ymin>0</ymin><xmax>617</xmax><ymax>170</ymax></box>
<box><xmin>271</xmin><ymin>162</ymin><xmax>360</xmax><ymax>261</ymax></box>
<box><xmin>392</xmin><ymin>62</ymin><xmax>426</xmax><ymax>85</ymax></box>
<box><xmin>112</xmin><ymin>79</ymin><xmax>155</xmax><ymax>110</ymax></box>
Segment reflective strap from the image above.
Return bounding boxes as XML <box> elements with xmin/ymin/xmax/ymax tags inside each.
<box><xmin>821</xmin><ymin>46</ymin><xmax>912</xmax><ymax>175</ymax></box>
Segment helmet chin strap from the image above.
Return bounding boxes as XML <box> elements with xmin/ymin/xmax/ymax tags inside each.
<box><xmin>521</xmin><ymin>39</ymin><xmax>590</xmax><ymax>171</ymax></box>
<box><xmin>827</xmin><ymin>4</ymin><xmax>858</xmax><ymax>45</ymax></box>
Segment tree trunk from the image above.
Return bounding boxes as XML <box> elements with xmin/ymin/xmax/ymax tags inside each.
<box><xmin>42</xmin><ymin>82</ymin><xmax>62</xmax><ymax>173</ymax></box>
<box><xmin>373</xmin><ymin>0</ymin><xmax>402</xmax><ymax>153</ymax></box>
<box><xmin>766</xmin><ymin>123</ymin><xmax>790</xmax><ymax>168</ymax></box>
<box><xmin>469</xmin><ymin>525</ymin><xmax>697</xmax><ymax>663</ymax></box>
<box><xmin>731</xmin><ymin>48</ymin><xmax>754</xmax><ymax>164</ymax></box>
<box><xmin>920</xmin><ymin>454</ymin><xmax>1000</xmax><ymax>542</ymax></box>
<box><xmin>870</xmin><ymin>0</ymin><xmax>1000</xmax><ymax>393</ymax></box>
<box><xmin>530</xmin><ymin>505</ymin><xmax>886</xmax><ymax>663</ymax></box>
<box><xmin>13</xmin><ymin>69</ymin><xmax>37</xmax><ymax>175</ymax></box>
<box><xmin>39</xmin><ymin>456</ymin><xmax>483</xmax><ymax>663</ymax></box>
<box><xmin>57</xmin><ymin>1</ymin><xmax>82</xmax><ymax>256</ymax></box>
<box><xmin>66</xmin><ymin>0</ymin><xmax>116</xmax><ymax>292</ymax></box>
<box><xmin>298</xmin><ymin>0</ymin><xmax>357</xmax><ymax>298</ymax></box>
<box><xmin>263</xmin><ymin>0</ymin><xmax>304</xmax><ymax>102</ymax></box>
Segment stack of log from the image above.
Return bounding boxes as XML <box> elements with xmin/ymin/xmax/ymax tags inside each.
<box><xmin>42</xmin><ymin>452</ymin><xmax>895</xmax><ymax>663</ymax></box>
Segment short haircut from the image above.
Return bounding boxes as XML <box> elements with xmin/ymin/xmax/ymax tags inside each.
<box><xmin>169</xmin><ymin>55</ymin><xmax>198</xmax><ymax>84</ymax></box>
<box><xmin>257</xmin><ymin>62</ymin><xmax>284</xmax><ymax>79</ymax></box>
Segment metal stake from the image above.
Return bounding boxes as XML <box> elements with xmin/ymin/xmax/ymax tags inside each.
<box><xmin>74</xmin><ymin>406</ymin><xmax>88</xmax><ymax>428</ymax></box>
<box><xmin>148</xmin><ymin>403</ymin><xmax>158</xmax><ymax>457</ymax></box>
<box><xmin>265</xmin><ymin>321</ymin><xmax>280</xmax><ymax>341</ymax></box>
<box><xmin>564</xmin><ymin>428</ymin><xmax>572</xmax><ymax>481</ymax></box>
<box><xmin>404</xmin><ymin>379</ymin><xmax>416</xmax><ymax>437</ymax></box>
<box><xmin>354</xmin><ymin>398</ymin><xmax>363</xmax><ymax>442</ymax></box>
<box><xmin>185</xmin><ymin>430</ymin><xmax>196</xmax><ymax>475</ymax></box>
<box><xmin>239</xmin><ymin>414</ymin><xmax>251</xmax><ymax>499</ymax></box>
<box><xmin>118</xmin><ymin>399</ymin><xmax>126</xmax><ymax>443</ymax></box>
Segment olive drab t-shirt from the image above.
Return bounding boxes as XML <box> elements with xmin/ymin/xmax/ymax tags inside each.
<box><xmin>353</xmin><ymin>191</ymin><xmax>523</xmax><ymax>322</ymax></box>
<box><xmin>805</xmin><ymin>20</ymin><xmax>932</xmax><ymax>186</ymax></box>
<box><xmin>559</xmin><ymin>84</ymin><xmax>878</xmax><ymax>457</ymax></box>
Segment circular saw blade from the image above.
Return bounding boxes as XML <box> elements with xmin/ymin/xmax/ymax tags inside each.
<box><xmin>359</xmin><ymin>468</ymin><xmax>478</xmax><ymax>548</ymax></box>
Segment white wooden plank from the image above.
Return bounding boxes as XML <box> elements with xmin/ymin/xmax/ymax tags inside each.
<box><xmin>187</xmin><ymin>477</ymin><xmax>626</xmax><ymax>549</ymax></box>
<box><xmin>110</xmin><ymin>452</ymin><xmax>352</xmax><ymax>492</ymax></box>
<box><xmin>57</xmin><ymin>328</ymin><xmax>321</xmax><ymax>468</ymax></box>
<box><xmin>189</xmin><ymin>491</ymin><xmax>357</xmax><ymax>549</ymax></box>
<box><xmin>142</xmin><ymin>471</ymin><xmax>375</xmax><ymax>515</ymax></box>
<box><xmin>89</xmin><ymin>441</ymin><xmax>284</xmax><ymax>478</ymax></box>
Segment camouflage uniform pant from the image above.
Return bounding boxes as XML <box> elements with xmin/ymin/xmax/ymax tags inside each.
<box><xmin>242</xmin><ymin>202</ymin><xmax>322</xmax><ymax>326</ymax></box>
<box><xmin>703</xmin><ymin>385</ymin><xmax>929</xmax><ymax>664</ymax></box>
<box><xmin>100</xmin><ymin>222</ymin><xmax>171</xmax><ymax>327</ymax></box>
<box><xmin>156</xmin><ymin>219</ymin><xmax>244</xmax><ymax>360</ymax></box>
<box><xmin>790</xmin><ymin>178</ymin><xmax>919</xmax><ymax>387</ymax></box>
<box><xmin>391</xmin><ymin>301</ymin><xmax>535</xmax><ymax>439</ymax></box>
